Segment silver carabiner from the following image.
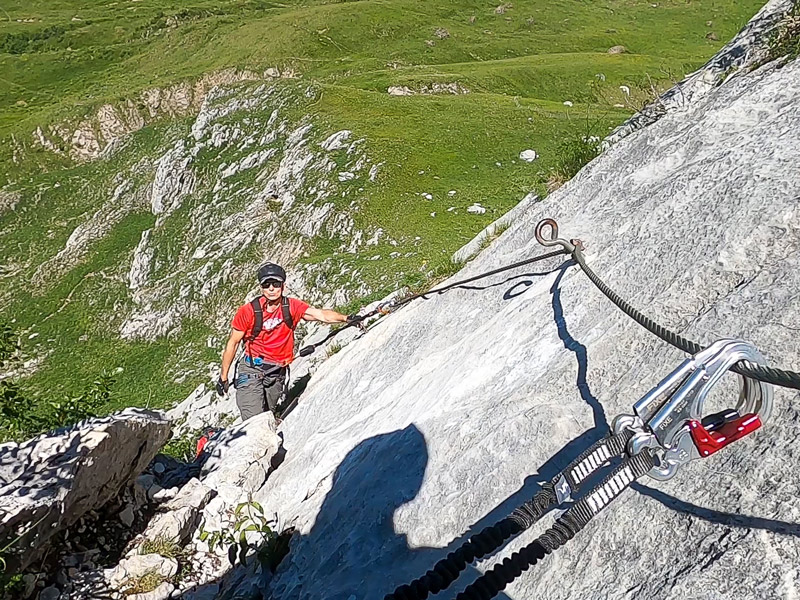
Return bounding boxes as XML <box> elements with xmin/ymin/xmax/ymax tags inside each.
<box><xmin>613</xmin><ymin>339</ymin><xmax>773</xmax><ymax>480</ymax></box>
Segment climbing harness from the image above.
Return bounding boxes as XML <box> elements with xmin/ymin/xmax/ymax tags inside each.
<box><xmin>386</xmin><ymin>338</ymin><xmax>773</xmax><ymax>600</ymax></box>
<box><xmin>534</xmin><ymin>218</ymin><xmax>800</xmax><ymax>391</ymax></box>
<box><xmin>297</xmin><ymin>247</ymin><xmax>568</xmax><ymax>357</ymax></box>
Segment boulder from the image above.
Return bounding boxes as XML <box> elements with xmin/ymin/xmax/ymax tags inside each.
<box><xmin>0</xmin><ymin>409</ymin><xmax>171</xmax><ymax>573</ymax></box>
<box><xmin>240</xmin><ymin>42</ymin><xmax>800</xmax><ymax>600</ymax></box>
<box><xmin>200</xmin><ymin>412</ymin><xmax>282</xmax><ymax>494</ymax></box>
<box><xmin>142</xmin><ymin>478</ymin><xmax>215</xmax><ymax>545</ymax></box>
<box><xmin>105</xmin><ymin>554</ymin><xmax>178</xmax><ymax>589</ymax></box>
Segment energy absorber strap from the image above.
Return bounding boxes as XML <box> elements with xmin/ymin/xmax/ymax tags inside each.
<box><xmin>385</xmin><ymin>430</ymin><xmax>636</xmax><ymax>600</ymax></box>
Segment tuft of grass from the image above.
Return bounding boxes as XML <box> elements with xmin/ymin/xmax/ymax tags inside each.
<box><xmin>767</xmin><ymin>7</ymin><xmax>800</xmax><ymax>64</ymax></box>
<box><xmin>123</xmin><ymin>570</ymin><xmax>166</xmax><ymax>596</ymax></box>
<box><xmin>547</xmin><ymin>133</ymin><xmax>601</xmax><ymax>192</ymax></box>
<box><xmin>139</xmin><ymin>536</ymin><xmax>181</xmax><ymax>560</ymax></box>
<box><xmin>325</xmin><ymin>342</ymin><xmax>343</xmax><ymax>358</ymax></box>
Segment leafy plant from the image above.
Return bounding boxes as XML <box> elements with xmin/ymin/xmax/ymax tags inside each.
<box><xmin>0</xmin><ymin>320</ymin><xmax>115</xmax><ymax>442</ymax></box>
<box><xmin>162</xmin><ymin>431</ymin><xmax>200</xmax><ymax>463</ymax></box>
<box><xmin>198</xmin><ymin>499</ymin><xmax>275</xmax><ymax>568</ymax></box>
<box><xmin>40</xmin><ymin>373</ymin><xmax>115</xmax><ymax>429</ymax></box>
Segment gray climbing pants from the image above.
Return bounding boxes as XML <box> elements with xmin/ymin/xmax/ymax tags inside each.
<box><xmin>233</xmin><ymin>359</ymin><xmax>287</xmax><ymax>421</ymax></box>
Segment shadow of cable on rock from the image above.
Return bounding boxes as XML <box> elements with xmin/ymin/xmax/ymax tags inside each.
<box><xmin>549</xmin><ymin>262</ymin><xmax>609</xmax><ymax>431</ymax></box>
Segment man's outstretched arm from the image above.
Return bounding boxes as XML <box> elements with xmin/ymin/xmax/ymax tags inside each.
<box><xmin>302</xmin><ymin>306</ymin><xmax>368</xmax><ymax>325</ymax></box>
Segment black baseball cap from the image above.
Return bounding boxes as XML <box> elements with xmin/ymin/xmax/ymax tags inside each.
<box><xmin>257</xmin><ymin>262</ymin><xmax>286</xmax><ymax>285</ymax></box>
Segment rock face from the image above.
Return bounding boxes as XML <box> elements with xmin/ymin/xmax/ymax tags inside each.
<box><xmin>0</xmin><ymin>409</ymin><xmax>171</xmax><ymax>573</ymax></box>
<box><xmin>228</xmin><ymin>55</ymin><xmax>800</xmax><ymax>598</ymax></box>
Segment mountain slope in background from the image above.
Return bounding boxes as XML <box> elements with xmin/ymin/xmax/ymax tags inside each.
<box><xmin>0</xmin><ymin>0</ymin><xmax>766</xmax><ymax>414</ymax></box>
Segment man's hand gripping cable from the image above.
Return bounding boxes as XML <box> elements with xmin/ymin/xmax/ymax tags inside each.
<box><xmin>386</xmin><ymin>339</ymin><xmax>773</xmax><ymax>600</ymax></box>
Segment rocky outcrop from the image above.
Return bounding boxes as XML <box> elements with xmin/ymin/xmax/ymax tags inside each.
<box><xmin>31</xmin><ymin>68</ymin><xmax>274</xmax><ymax>162</ymax></box>
<box><xmin>388</xmin><ymin>82</ymin><xmax>469</xmax><ymax>96</ymax></box>
<box><xmin>220</xmin><ymin>46</ymin><xmax>800</xmax><ymax>600</ymax></box>
<box><xmin>0</xmin><ymin>409</ymin><xmax>170</xmax><ymax>574</ymax></box>
<box><xmin>112</xmin><ymin>82</ymin><xmax>382</xmax><ymax>341</ymax></box>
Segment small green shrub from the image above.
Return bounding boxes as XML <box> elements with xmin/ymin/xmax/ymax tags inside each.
<box><xmin>199</xmin><ymin>499</ymin><xmax>275</xmax><ymax>568</ymax></box>
<box><xmin>547</xmin><ymin>134</ymin><xmax>601</xmax><ymax>191</ymax></box>
<box><xmin>162</xmin><ymin>431</ymin><xmax>199</xmax><ymax>463</ymax></box>
<box><xmin>0</xmin><ymin>321</ymin><xmax>115</xmax><ymax>442</ymax></box>
<box><xmin>40</xmin><ymin>373</ymin><xmax>115</xmax><ymax>430</ymax></box>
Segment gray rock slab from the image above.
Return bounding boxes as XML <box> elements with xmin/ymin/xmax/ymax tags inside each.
<box><xmin>139</xmin><ymin>478</ymin><xmax>215</xmax><ymax>546</ymax></box>
<box><xmin>164</xmin><ymin>477</ymin><xmax>215</xmax><ymax>511</ymax></box>
<box><xmin>200</xmin><ymin>412</ymin><xmax>282</xmax><ymax>494</ymax></box>
<box><xmin>0</xmin><ymin>409</ymin><xmax>171</xmax><ymax>573</ymax></box>
<box><xmin>249</xmin><ymin>56</ymin><xmax>800</xmax><ymax>599</ymax></box>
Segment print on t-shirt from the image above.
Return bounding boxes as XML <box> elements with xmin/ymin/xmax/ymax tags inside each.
<box><xmin>262</xmin><ymin>315</ymin><xmax>285</xmax><ymax>332</ymax></box>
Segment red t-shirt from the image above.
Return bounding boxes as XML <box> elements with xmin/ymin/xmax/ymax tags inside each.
<box><xmin>232</xmin><ymin>296</ymin><xmax>309</xmax><ymax>365</ymax></box>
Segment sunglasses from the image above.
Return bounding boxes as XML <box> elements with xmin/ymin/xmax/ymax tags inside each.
<box><xmin>260</xmin><ymin>279</ymin><xmax>283</xmax><ymax>289</ymax></box>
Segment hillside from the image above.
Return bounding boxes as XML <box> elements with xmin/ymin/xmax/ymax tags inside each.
<box><xmin>0</xmin><ymin>0</ymin><xmax>767</xmax><ymax>417</ymax></box>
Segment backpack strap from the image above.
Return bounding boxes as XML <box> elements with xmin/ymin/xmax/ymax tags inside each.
<box><xmin>247</xmin><ymin>297</ymin><xmax>263</xmax><ymax>342</ymax></box>
<box><xmin>281</xmin><ymin>296</ymin><xmax>295</xmax><ymax>330</ymax></box>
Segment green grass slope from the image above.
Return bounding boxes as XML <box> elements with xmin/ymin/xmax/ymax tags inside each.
<box><xmin>0</xmin><ymin>0</ymin><xmax>766</xmax><ymax>421</ymax></box>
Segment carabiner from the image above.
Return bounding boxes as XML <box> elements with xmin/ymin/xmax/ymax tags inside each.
<box><xmin>613</xmin><ymin>339</ymin><xmax>773</xmax><ymax>480</ymax></box>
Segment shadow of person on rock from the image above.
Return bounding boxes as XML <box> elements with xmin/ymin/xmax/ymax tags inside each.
<box><xmin>265</xmin><ymin>425</ymin><xmax>513</xmax><ymax>600</ymax></box>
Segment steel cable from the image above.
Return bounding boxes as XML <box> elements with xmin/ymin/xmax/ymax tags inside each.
<box><xmin>299</xmin><ymin>247</ymin><xmax>567</xmax><ymax>357</ymax></box>
<box><xmin>572</xmin><ymin>247</ymin><xmax>800</xmax><ymax>390</ymax></box>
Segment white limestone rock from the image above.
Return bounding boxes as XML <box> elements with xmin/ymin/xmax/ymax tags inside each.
<box><xmin>200</xmin><ymin>412</ymin><xmax>282</xmax><ymax>494</ymax></box>
<box><xmin>0</xmin><ymin>410</ymin><xmax>171</xmax><ymax>574</ymax></box>
<box><xmin>320</xmin><ymin>130</ymin><xmax>352</xmax><ymax>151</ymax></box>
<box><xmin>105</xmin><ymin>554</ymin><xmax>177</xmax><ymax>589</ymax></box>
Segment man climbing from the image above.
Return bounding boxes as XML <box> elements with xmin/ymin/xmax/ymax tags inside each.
<box><xmin>216</xmin><ymin>262</ymin><xmax>359</xmax><ymax>421</ymax></box>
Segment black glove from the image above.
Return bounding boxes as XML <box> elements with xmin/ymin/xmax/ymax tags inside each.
<box><xmin>346</xmin><ymin>313</ymin><xmax>365</xmax><ymax>326</ymax></box>
<box><xmin>215</xmin><ymin>377</ymin><xmax>229</xmax><ymax>396</ymax></box>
